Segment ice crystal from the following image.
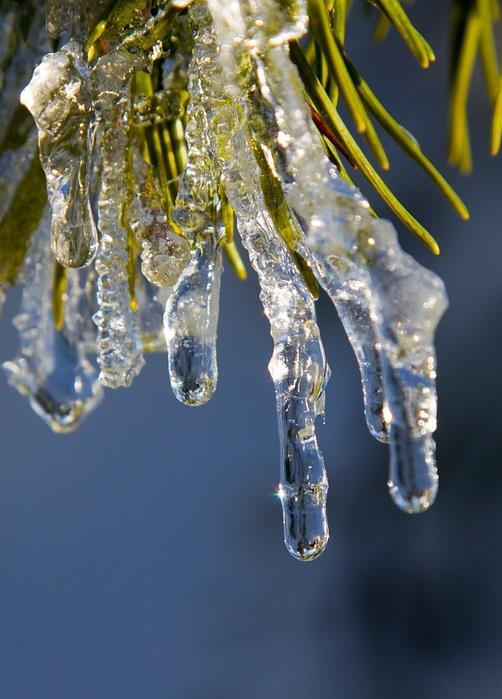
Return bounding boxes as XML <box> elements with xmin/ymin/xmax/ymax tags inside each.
<box><xmin>0</xmin><ymin>0</ymin><xmax>449</xmax><ymax>559</ymax></box>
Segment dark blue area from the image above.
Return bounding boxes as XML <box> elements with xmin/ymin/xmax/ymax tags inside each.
<box><xmin>0</xmin><ymin>4</ymin><xmax>501</xmax><ymax>697</ymax></box>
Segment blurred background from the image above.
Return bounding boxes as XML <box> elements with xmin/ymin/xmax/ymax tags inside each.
<box><xmin>0</xmin><ymin>3</ymin><xmax>501</xmax><ymax>697</ymax></box>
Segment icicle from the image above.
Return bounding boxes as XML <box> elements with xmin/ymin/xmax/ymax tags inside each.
<box><xmin>89</xmin><ymin>48</ymin><xmax>145</xmax><ymax>388</ymax></box>
<box><xmin>21</xmin><ymin>41</ymin><xmax>98</xmax><ymax>269</ymax></box>
<box><xmin>357</xmin><ymin>221</ymin><xmax>447</xmax><ymax>512</ymax></box>
<box><xmin>190</xmin><ymin>1</ymin><xmax>329</xmax><ymax>558</ymax></box>
<box><xmin>308</xmin><ymin>250</ymin><xmax>389</xmax><ymax>442</ymax></box>
<box><xmin>163</xmin><ymin>13</ymin><xmax>223</xmax><ymax>406</ymax></box>
<box><xmin>307</xmin><ymin>233</ymin><xmax>446</xmax><ymax>512</ymax></box>
<box><xmin>220</xmin><ymin>122</ymin><xmax>330</xmax><ymax>559</ymax></box>
<box><xmin>229</xmin><ymin>149</ymin><xmax>330</xmax><ymax>560</ymax></box>
<box><xmin>3</xmin><ymin>208</ymin><xmax>103</xmax><ymax>432</ymax></box>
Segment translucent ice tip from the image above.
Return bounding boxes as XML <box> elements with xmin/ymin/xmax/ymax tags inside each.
<box><xmin>280</xmin><ymin>484</ymin><xmax>329</xmax><ymax>561</ymax></box>
<box><xmin>285</xmin><ymin>531</ymin><xmax>329</xmax><ymax>562</ymax></box>
<box><xmin>29</xmin><ymin>390</ymin><xmax>97</xmax><ymax>433</ymax></box>
<box><xmin>388</xmin><ymin>482</ymin><xmax>438</xmax><ymax>514</ymax></box>
<box><xmin>169</xmin><ymin>335</ymin><xmax>216</xmax><ymax>406</ymax></box>
<box><xmin>387</xmin><ymin>433</ymin><xmax>438</xmax><ymax>513</ymax></box>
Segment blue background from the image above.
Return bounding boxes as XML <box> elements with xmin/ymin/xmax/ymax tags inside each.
<box><xmin>0</xmin><ymin>4</ymin><xmax>501</xmax><ymax>697</ymax></box>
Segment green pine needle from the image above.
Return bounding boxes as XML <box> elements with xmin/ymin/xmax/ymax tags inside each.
<box><xmin>290</xmin><ymin>41</ymin><xmax>441</xmax><ymax>254</ymax></box>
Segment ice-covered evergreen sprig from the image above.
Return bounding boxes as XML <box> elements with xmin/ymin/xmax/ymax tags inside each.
<box><xmin>0</xmin><ymin>0</ymin><xmax>499</xmax><ymax>559</ymax></box>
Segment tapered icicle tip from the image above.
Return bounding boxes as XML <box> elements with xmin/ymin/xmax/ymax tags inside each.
<box><xmin>387</xmin><ymin>435</ymin><xmax>439</xmax><ymax>514</ymax></box>
<box><xmin>286</xmin><ymin>536</ymin><xmax>328</xmax><ymax>562</ymax></box>
<box><xmin>169</xmin><ymin>339</ymin><xmax>217</xmax><ymax>406</ymax></box>
<box><xmin>388</xmin><ymin>480</ymin><xmax>438</xmax><ymax>514</ymax></box>
<box><xmin>279</xmin><ymin>485</ymin><xmax>329</xmax><ymax>561</ymax></box>
<box><xmin>30</xmin><ymin>392</ymin><xmax>100</xmax><ymax>434</ymax></box>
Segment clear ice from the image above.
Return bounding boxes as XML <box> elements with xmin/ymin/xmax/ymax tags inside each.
<box><xmin>164</xmin><ymin>20</ymin><xmax>224</xmax><ymax>407</ymax></box>
<box><xmin>3</xmin><ymin>208</ymin><xmax>103</xmax><ymax>432</ymax></box>
<box><xmin>46</xmin><ymin>0</ymin><xmax>112</xmax><ymax>41</ymax></box>
<box><xmin>127</xmin><ymin>150</ymin><xmax>190</xmax><ymax>288</ymax></box>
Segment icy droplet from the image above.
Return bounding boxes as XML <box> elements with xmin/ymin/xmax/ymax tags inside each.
<box><xmin>164</xmin><ymin>238</ymin><xmax>222</xmax><ymax>406</ymax></box>
<box><xmin>21</xmin><ymin>41</ymin><xmax>98</xmax><ymax>269</ymax></box>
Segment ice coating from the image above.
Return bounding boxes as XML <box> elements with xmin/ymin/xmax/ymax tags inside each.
<box><xmin>127</xmin><ymin>150</ymin><xmax>190</xmax><ymax>288</ymax></box>
<box><xmin>135</xmin><ymin>273</ymin><xmax>168</xmax><ymax>353</ymax></box>
<box><xmin>46</xmin><ymin>0</ymin><xmax>112</xmax><ymax>40</ymax></box>
<box><xmin>164</xmin><ymin>15</ymin><xmax>224</xmax><ymax>406</ymax></box>
<box><xmin>21</xmin><ymin>41</ymin><xmax>98</xmax><ymax>269</ymax></box>
<box><xmin>191</xmin><ymin>1</ymin><xmax>329</xmax><ymax>558</ymax></box>
<box><xmin>0</xmin><ymin>131</ymin><xmax>39</xmax><ymax>223</ymax></box>
<box><xmin>206</xmin><ymin>0</ymin><xmax>448</xmax><ymax>513</ymax></box>
<box><xmin>90</xmin><ymin>48</ymin><xmax>145</xmax><ymax>388</ymax></box>
<box><xmin>2</xmin><ymin>209</ymin><xmax>103</xmax><ymax>432</ymax></box>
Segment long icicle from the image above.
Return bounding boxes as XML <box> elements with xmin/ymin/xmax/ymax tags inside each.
<box><xmin>164</xmin><ymin>16</ymin><xmax>224</xmax><ymax>406</ymax></box>
<box><xmin>90</xmin><ymin>48</ymin><xmax>145</xmax><ymax>388</ymax></box>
